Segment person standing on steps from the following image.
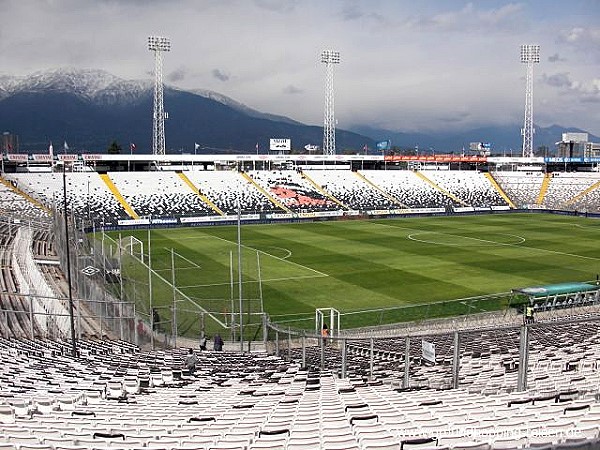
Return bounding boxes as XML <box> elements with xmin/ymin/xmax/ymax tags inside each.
<box><xmin>214</xmin><ymin>333</ymin><xmax>224</xmax><ymax>351</ymax></box>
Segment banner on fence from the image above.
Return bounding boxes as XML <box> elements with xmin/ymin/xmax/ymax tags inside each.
<box><xmin>422</xmin><ymin>340</ymin><xmax>436</xmax><ymax>363</ymax></box>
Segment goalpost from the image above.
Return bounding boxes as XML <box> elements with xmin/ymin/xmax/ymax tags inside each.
<box><xmin>316</xmin><ymin>307</ymin><xmax>340</xmax><ymax>337</ymax></box>
<box><xmin>119</xmin><ymin>236</ymin><xmax>144</xmax><ymax>263</ymax></box>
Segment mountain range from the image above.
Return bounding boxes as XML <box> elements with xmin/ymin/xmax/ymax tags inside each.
<box><xmin>0</xmin><ymin>68</ymin><xmax>597</xmax><ymax>155</ymax></box>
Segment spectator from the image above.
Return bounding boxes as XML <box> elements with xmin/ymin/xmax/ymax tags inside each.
<box><xmin>185</xmin><ymin>348</ymin><xmax>198</xmax><ymax>375</ymax></box>
<box><xmin>321</xmin><ymin>323</ymin><xmax>330</xmax><ymax>345</ymax></box>
<box><xmin>199</xmin><ymin>334</ymin><xmax>207</xmax><ymax>351</ymax></box>
<box><xmin>525</xmin><ymin>305</ymin><xmax>534</xmax><ymax>324</ymax></box>
<box><xmin>152</xmin><ymin>308</ymin><xmax>160</xmax><ymax>331</ymax></box>
<box><xmin>214</xmin><ymin>333</ymin><xmax>224</xmax><ymax>351</ymax></box>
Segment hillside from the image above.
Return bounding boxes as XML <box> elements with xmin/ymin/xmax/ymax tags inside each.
<box><xmin>0</xmin><ymin>69</ymin><xmax>372</xmax><ymax>153</ymax></box>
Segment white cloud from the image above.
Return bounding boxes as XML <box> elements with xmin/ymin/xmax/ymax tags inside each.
<box><xmin>542</xmin><ymin>72</ymin><xmax>600</xmax><ymax>104</ymax></box>
<box><xmin>557</xmin><ymin>26</ymin><xmax>600</xmax><ymax>61</ymax></box>
<box><xmin>558</xmin><ymin>26</ymin><xmax>600</xmax><ymax>46</ymax></box>
<box><xmin>404</xmin><ymin>2</ymin><xmax>525</xmax><ymax>32</ymax></box>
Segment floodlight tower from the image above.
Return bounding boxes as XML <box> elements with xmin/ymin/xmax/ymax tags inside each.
<box><xmin>148</xmin><ymin>35</ymin><xmax>171</xmax><ymax>156</ymax></box>
<box><xmin>520</xmin><ymin>44</ymin><xmax>540</xmax><ymax>158</ymax></box>
<box><xmin>321</xmin><ymin>49</ymin><xmax>340</xmax><ymax>156</ymax></box>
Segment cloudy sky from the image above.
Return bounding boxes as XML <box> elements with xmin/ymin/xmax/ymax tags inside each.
<box><xmin>1</xmin><ymin>0</ymin><xmax>599</xmax><ymax>135</ymax></box>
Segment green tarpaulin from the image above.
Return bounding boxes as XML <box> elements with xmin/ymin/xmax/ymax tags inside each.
<box><xmin>513</xmin><ymin>282</ymin><xmax>599</xmax><ymax>298</ymax></box>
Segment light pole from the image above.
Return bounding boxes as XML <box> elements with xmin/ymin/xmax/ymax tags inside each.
<box><xmin>148</xmin><ymin>35</ymin><xmax>171</xmax><ymax>156</ymax></box>
<box><xmin>520</xmin><ymin>44</ymin><xmax>540</xmax><ymax>158</ymax></box>
<box><xmin>237</xmin><ymin>200</ymin><xmax>243</xmax><ymax>353</ymax></box>
<box><xmin>321</xmin><ymin>49</ymin><xmax>340</xmax><ymax>156</ymax></box>
<box><xmin>147</xmin><ymin>217</ymin><xmax>154</xmax><ymax>349</ymax></box>
<box><xmin>62</xmin><ymin>164</ymin><xmax>77</xmax><ymax>356</ymax></box>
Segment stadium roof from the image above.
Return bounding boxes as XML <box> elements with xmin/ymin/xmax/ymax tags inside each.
<box><xmin>513</xmin><ymin>282</ymin><xmax>600</xmax><ymax>298</ymax></box>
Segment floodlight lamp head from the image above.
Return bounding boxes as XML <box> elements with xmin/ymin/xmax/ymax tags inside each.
<box><xmin>148</xmin><ymin>35</ymin><xmax>171</xmax><ymax>52</ymax></box>
<box><xmin>321</xmin><ymin>50</ymin><xmax>340</xmax><ymax>64</ymax></box>
<box><xmin>520</xmin><ymin>44</ymin><xmax>540</xmax><ymax>63</ymax></box>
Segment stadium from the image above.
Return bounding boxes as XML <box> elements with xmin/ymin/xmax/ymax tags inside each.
<box><xmin>1</xmin><ymin>150</ymin><xmax>600</xmax><ymax>450</ymax></box>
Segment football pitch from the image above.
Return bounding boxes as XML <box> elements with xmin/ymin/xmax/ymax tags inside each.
<box><xmin>113</xmin><ymin>213</ymin><xmax>600</xmax><ymax>332</ymax></box>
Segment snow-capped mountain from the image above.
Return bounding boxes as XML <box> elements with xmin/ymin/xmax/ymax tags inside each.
<box><xmin>0</xmin><ymin>68</ymin><xmax>151</xmax><ymax>105</ymax></box>
<box><xmin>0</xmin><ymin>67</ymin><xmax>370</xmax><ymax>153</ymax></box>
<box><xmin>190</xmin><ymin>88</ymin><xmax>302</xmax><ymax>126</ymax></box>
<box><xmin>0</xmin><ymin>68</ymin><xmax>300</xmax><ymax>125</ymax></box>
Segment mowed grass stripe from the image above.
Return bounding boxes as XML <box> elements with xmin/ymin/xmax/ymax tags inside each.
<box><xmin>218</xmin><ymin>225</ymin><xmax>414</xmax><ymax>310</ymax></box>
<box><xmin>189</xmin><ymin>224</ymin><xmax>422</xmax><ymax>310</ymax></box>
<box><xmin>114</xmin><ymin>214</ymin><xmax>600</xmax><ymax>323</ymax></box>
<box><xmin>139</xmin><ymin>228</ymin><xmax>328</xmax><ymax>303</ymax></box>
<box><xmin>373</xmin><ymin>215</ymin><xmax>600</xmax><ymax>263</ymax></box>
<box><xmin>198</xmin><ymin>220</ymin><xmax>533</xmax><ymax>307</ymax></box>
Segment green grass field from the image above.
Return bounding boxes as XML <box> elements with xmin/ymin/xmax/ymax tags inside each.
<box><xmin>109</xmin><ymin>213</ymin><xmax>600</xmax><ymax>334</ymax></box>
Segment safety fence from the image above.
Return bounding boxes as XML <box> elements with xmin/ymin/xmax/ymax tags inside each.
<box><xmin>265</xmin><ymin>312</ymin><xmax>600</xmax><ymax>396</ymax></box>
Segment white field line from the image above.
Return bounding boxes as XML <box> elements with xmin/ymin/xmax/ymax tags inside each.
<box><xmin>573</xmin><ymin>223</ymin><xmax>600</xmax><ymax>230</ymax></box>
<box><xmin>148</xmin><ymin>235</ymin><xmax>219</xmax><ymax>241</ymax></box>
<box><xmin>163</xmin><ymin>247</ymin><xmax>202</xmax><ymax>269</ymax></box>
<box><xmin>409</xmin><ymin>231</ymin><xmax>600</xmax><ymax>261</ymax></box>
<box><xmin>180</xmin><ymin>274</ymin><xmax>328</xmax><ymax>289</ymax></box>
<box><xmin>407</xmin><ymin>232</ymin><xmax>526</xmax><ymax>246</ymax></box>
<box><xmin>130</xmin><ymin>254</ymin><xmax>226</xmax><ymax>327</ymax></box>
<box><xmin>154</xmin><ymin>267</ymin><xmax>198</xmax><ymax>273</ymax></box>
<box><xmin>266</xmin><ymin>246</ymin><xmax>292</xmax><ymax>260</ymax></box>
<box><xmin>208</xmin><ymin>235</ymin><xmax>329</xmax><ymax>277</ymax></box>
<box><xmin>370</xmin><ymin>220</ymin><xmax>600</xmax><ymax>262</ymax></box>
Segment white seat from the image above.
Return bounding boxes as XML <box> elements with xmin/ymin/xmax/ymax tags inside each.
<box><xmin>0</xmin><ymin>405</ymin><xmax>15</xmax><ymax>424</ymax></box>
<box><xmin>451</xmin><ymin>442</ymin><xmax>491</xmax><ymax>450</ymax></box>
<box><xmin>491</xmin><ymin>436</ymin><xmax>527</xmax><ymax>449</ymax></box>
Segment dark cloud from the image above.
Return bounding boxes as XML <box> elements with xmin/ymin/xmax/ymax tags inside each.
<box><xmin>253</xmin><ymin>0</ymin><xmax>297</xmax><ymax>13</ymax></box>
<box><xmin>167</xmin><ymin>67</ymin><xmax>186</xmax><ymax>83</ymax></box>
<box><xmin>437</xmin><ymin>111</ymin><xmax>471</xmax><ymax>123</ymax></box>
<box><xmin>543</xmin><ymin>72</ymin><xmax>572</xmax><ymax>88</ymax></box>
<box><xmin>543</xmin><ymin>72</ymin><xmax>600</xmax><ymax>104</ymax></box>
<box><xmin>580</xmin><ymin>95</ymin><xmax>600</xmax><ymax>103</ymax></box>
<box><xmin>340</xmin><ymin>6</ymin><xmax>386</xmax><ymax>25</ymax></box>
<box><xmin>283</xmin><ymin>85</ymin><xmax>303</xmax><ymax>94</ymax></box>
<box><xmin>548</xmin><ymin>53</ymin><xmax>565</xmax><ymax>63</ymax></box>
<box><xmin>341</xmin><ymin>5</ymin><xmax>363</xmax><ymax>21</ymax></box>
<box><xmin>211</xmin><ymin>69</ymin><xmax>230</xmax><ymax>82</ymax></box>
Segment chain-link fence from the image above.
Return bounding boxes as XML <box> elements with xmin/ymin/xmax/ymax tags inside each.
<box><xmin>0</xmin><ymin>292</ymin><xmax>135</xmax><ymax>341</ymax></box>
<box><xmin>51</xmin><ymin>211</ymin><xmax>138</xmax><ymax>344</ymax></box>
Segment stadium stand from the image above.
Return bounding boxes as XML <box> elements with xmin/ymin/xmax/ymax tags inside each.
<box><xmin>248</xmin><ymin>170</ymin><xmax>341</xmax><ymax>213</ymax></box>
<box><xmin>3</xmin><ymin>167</ymin><xmax>600</xmax><ymax>449</ymax></box>
<box><xmin>491</xmin><ymin>172</ymin><xmax>545</xmax><ymax>209</ymax></box>
<box><xmin>422</xmin><ymin>171</ymin><xmax>509</xmax><ymax>208</ymax></box>
<box><xmin>359</xmin><ymin>170</ymin><xmax>459</xmax><ymax>210</ymax></box>
<box><xmin>0</xmin><ymin>223</ymin><xmax>31</xmax><ymax>339</ymax></box>
<box><xmin>540</xmin><ymin>172</ymin><xmax>600</xmax><ymax>211</ymax></box>
<box><xmin>0</xmin><ymin>339</ymin><xmax>599</xmax><ymax>449</ymax></box>
<box><xmin>0</xmin><ymin>179</ymin><xmax>50</xmax><ymax>221</ymax></box>
<box><xmin>108</xmin><ymin>171</ymin><xmax>216</xmax><ymax>218</ymax></box>
<box><xmin>185</xmin><ymin>170</ymin><xmax>279</xmax><ymax>215</ymax></box>
<box><xmin>305</xmin><ymin>170</ymin><xmax>397</xmax><ymax>211</ymax></box>
<box><xmin>5</xmin><ymin>173</ymin><xmax>127</xmax><ymax>224</ymax></box>
<box><xmin>6</xmin><ymin>169</ymin><xmax>600</xmax><ymax>220</ymax></box>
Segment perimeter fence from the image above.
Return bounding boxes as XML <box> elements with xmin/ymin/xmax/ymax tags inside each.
<box><xmin>264</xmin><ymin>304</ymin><xmax>600</xmax><ymax>396</ymax></box>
